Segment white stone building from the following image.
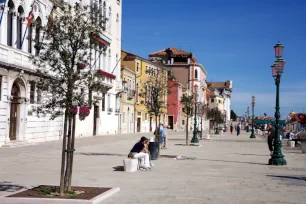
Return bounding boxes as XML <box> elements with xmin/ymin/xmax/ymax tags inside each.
<box><xmin>0</xmin><ymin>0</ymin><xmax>122</xmax><ymax>146</ymax></box>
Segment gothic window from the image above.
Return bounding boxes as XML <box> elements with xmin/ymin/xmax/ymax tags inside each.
<box><xmin>7</xmin><ymin>0</ymin><xmax>15</xmax><ymax>47</ymax></box>
<box><xmin>108</xmin><ymin>7</ymin><xmax>112</xmax><ymax>32</ymax></box>
<box><xmin>17</xmin><ymin>6</ymin><xmax>24</xmax><ymax>50</ymax></box>
<box><xmin>28</xmin><ymin>24</ymin><xmax>33</xmax><ymax>53</ymax></box>
<box><xmin>35</xmin><ymin>17</ymin><xmax>42</xmax><ymax>56</ymax></box>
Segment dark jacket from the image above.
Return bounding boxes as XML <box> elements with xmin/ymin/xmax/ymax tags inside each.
<box><xmin>268</xmin><ymin>126</ymin><xmax>275</xmax><ymax>139</ymax></box>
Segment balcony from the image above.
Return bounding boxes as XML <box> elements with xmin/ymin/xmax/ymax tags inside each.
<box><xmin>0</xmin><ymin>44</ymin><xmax>34</xmax><ymax>71</ymax></box>
<box><xmin>115</xmin><ymin>108</ymin><xmax>120</xmax><ymax>115</ymax></box>
<box><xmin>127</xmin><ymin>89</ymin><xmax>136</xmax><ymax>100</ymax></box>
<box><xmin>115</xmin><ymin>80</ymin><xmax>124</xmax><ymax>93</ymax></box>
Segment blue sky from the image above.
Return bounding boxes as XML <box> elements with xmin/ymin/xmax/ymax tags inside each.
<box><xmin>122</xmin><ymin>0</ymin><xmax>306</xmax><ymax>118</ymax></box>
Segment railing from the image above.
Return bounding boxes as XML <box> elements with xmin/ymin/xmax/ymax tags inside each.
<box><xmin>115</xmin><ymin>108</ymin><xmax>120</xmax><ymax>114</ymax></box>
<box><xmin>0</xmin><ymin>44</ymin><xmax>34</xmax><ymax>70</ymax></box>
<box><xmin>107</xmin><ymin>108</ymin><xmax>113</xmax><ymax>114</ymax></box>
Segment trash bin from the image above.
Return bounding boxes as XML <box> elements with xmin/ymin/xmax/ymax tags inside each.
<box><xmin>149</xmin><ymin>142</ymin><xmax>159</xmax><ymax>160</ymax></box>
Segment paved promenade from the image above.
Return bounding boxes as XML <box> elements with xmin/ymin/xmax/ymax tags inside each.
<box><xmin>0</xmin><ymin>131</ymin><xmax>306</xmax><ymax>204</ymax></box>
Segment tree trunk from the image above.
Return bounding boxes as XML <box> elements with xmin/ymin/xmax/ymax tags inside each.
<box><xmin>68</xmin><ymin>114</ymin><xmax>76</xmax><ymax>191</ymax></box>
<box><xmin>200</xmin><ymin>117</ymin><xmax>203</xmax><ymax>139</ymax></box>
<box><xmin>60</xmin><ymin>112</ymin><xmax>68</xmax><ymax>196</ymax></box>
<box><xmin>186</xmin><ymin>117</ymin><xmax>189</xmax><ymax>145</ymax></box>
<box><xmin>64</xmin><ymin>116</ymin><xmax>72</xmax><ymax>191</ymax></box>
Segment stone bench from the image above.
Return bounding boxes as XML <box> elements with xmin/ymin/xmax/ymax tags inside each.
<box><xmin>123</xmin><ymin>158</ymin><xmax>139</xmax><ymax>172</ymax></box>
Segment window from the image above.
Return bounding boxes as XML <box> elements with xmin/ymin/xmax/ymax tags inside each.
<box><xmin>7</xmin><ymin>0</ymin><xmax>14</xmax><ymax>47</ymax></box>
<box><xmin>108</xmin><ymin>48</ymin><xmax>111</xmax><ymax>72</ymax></box>
<box><xmin>35</xmin><ymin>18</ymin><xmax>42</xmax><ymax>56</ymax></box>
<box><xmin>117</xmin><ymin>0</ymin><xmax>120</xmax><ymax>5</ymax></box>
<box><xmin>108</xmin><ymin>7</ymin><xmax>112</xmax><ymax>33</ymax></box>
<box><xmin>194</xmin><ymin>69</ymin><xmax>198</xmax><ymax>79</ymax></box>
<box><xmin>107</xmin><ymin>94</ymin><xmax>110</xmax><ymax>110</ymax></box>
<box><xmin>211</xmin><ymin>98</ymin><xmax>214</xmax><ymax>103</ymax></box>
<box><xmin>102</xmin><ymin>1</ymin><xmax>106</xmax><ymax>29</ymax></box>
<box><xmin>28</xmin><ymin>25</ymin><xmax>33</xmax><ymax>53</ymax></box>
<box><xmin>137</xmin><ymin>112</ymin><xmax>141</xmax><ymax>117</ymax></box>
<box><xmin>146</xmin><ymin>66</ymin><xmax>149</xmax><ymax>74</ymax></box>
<box><xmin>17</xmin><ymin>6</ymin><xmax>24</xmax><ymax>50</ymax></box>
<box><xmin>30</xmin><ymin>82</ymin><xmax>35</xmax><ymax>104</ymax></box>
<box><xmin>136</xmin><ymin>83</ymin><xmax>139</xmax><ymax>103</ymax></box>
<box><xmin>116</xmin><ymin>13</ymin><xmax>120</xmax><ymax>38</ymax></box>
<box><xmin>122</xmin><ymin>112</ymin><xmax>125</xmax><ymax>123</ymax></box>
<box><xmin>37</xmin><ymin>88</ymin><xmax>41</xmax><ymax>104</ymax></box>
<box><xmin>131</xmin><ymin>113</ymin><xmax>134</xmax><ymax>122</ymax></box>
<box><xmin>145</xmin><ymin>113</ymin><xmax>148</xmax><ymax>120</ymax></box>
<box><xmin>103</xmin><ymin>50</ymin><xmax>107</xmax><ymax>71</ymax></box>
<box><xmin>102</xmin><ymin>93</ymin><xmax>105</xmax><ymax>111</ymax></box>
<box><xmin>136</xmin><ymin>62</ymin><xmax>140</xmax><ymax>73</ymax></box>
<box><xmin>182</xmin><ymin>120</ymin><xmax>185</xmax><ymax>126</ymax></box>
<box><xmin>218</xmin><ymin>100</ymin><xmax>221</xmax><ymax>103</ymax></box>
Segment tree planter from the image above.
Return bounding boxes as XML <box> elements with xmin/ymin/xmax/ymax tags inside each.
<box><xmin>287</xmin><ymin>140</ymin><xmax>295</xmax><ymax>147</ymax></box>
<box><xmin>0</xmin><ymin>185</ymin><xmax>120</xmax><ymax>204</ymax></box>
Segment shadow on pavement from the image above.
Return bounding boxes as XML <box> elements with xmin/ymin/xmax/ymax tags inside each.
<box><xmin>76</xmin><ymin>152</ymin><xmax>126</xmax><ymax>157</ymax></box>
<box><xmin>112</xmin><ymin>166</ymin><xmax>124</xmax><ymax>171</ymax></box>
<box><xmin>197</xmin><ymin>158</ymin><xmax>268</xmax><ymax>166</ymax></box>
<box><xmin>0</xmin><ymin>181</ymin><xmax>26</xmax><ymax>192</ymax></box>
<box><xmin>267</xmin><ymin>175</ymin><xmax>306</xmax><ymax>181</ymax></box>
<box><xmin>234</xmin><ymin>153</ymin><xmax>268</xmax><ymax>157</ymax></box>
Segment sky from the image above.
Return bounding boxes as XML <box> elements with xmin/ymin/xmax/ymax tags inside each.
<box><xmin>121</xmin><ymin>0</ymin><xmax>306</xmax><ymax>118</ymax></box>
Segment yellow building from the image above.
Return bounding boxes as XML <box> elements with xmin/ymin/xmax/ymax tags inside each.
<box><xmin>120</xmin><ymin>65</ymin><xmax>136</xmax><ymax>133</ymax></box>
<box><xmin>121</xmin><ymin>50</ymin><xmax>168</xmax><ymax>132</ymax></box>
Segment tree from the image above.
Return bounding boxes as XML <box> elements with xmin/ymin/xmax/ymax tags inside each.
<box><xmin>181</xmin><ymin>92</ymin><xmax>194</xmax><ymax>145</ymax></box>
<box><xmin>230</xmin><ymin>110</ymin><xmax>238</xmax><ymax>121</ymax></box>
<box><xmin>197</xmin><ymin>103</ymin><xmax>207</xmax><ymax>139</ymax></box>
<box><xmin>31</xmin><ymin>2</ymin><xmax>107</xmax><ymax>195</ymax></box>
<box><xmin>207</xmin><ymin>108</ymin><xmax>224</xmax><ymax>132</ymax></box>
<box><xmin>140</xmin><ymin>68</ymin><xmax>168</xmax><ymax>153</ymax></box>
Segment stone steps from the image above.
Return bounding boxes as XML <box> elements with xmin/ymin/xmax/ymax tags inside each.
<box><xmin>2</xmin><ymin>140</ymin><xmax>35</xmax><ymax>148</ymax></box>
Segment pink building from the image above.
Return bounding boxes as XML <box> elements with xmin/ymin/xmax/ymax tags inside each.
<box><xmin>167</xmin><ymin>78</ymin><xmax>184</xmax><ymax>131</ymax></box>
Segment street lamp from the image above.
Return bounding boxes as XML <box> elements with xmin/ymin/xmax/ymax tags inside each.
<box><xmin>250</xmin><ymin>96</ymin><xmax>256</xmax><ymax>138</ymax></box>
<box><xmin>191</xmin><ymin>84</ymin><xmax>199</xmax><ymax>143</ymax></box>
<box><xmin>269</xmin><ymin>42</ymin><xmax>287</xmax><ymax>166</ymax></box>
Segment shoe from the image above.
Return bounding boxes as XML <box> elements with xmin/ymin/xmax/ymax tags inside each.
<box><xmin>139</xmin><ymin>167</ymin><xmax>151</xmax><ymax>171</ymax></box>
<box><xmin>150</xmin><ymin>163</ymin><xmax>154</xmax><ymax>167</ymax></box>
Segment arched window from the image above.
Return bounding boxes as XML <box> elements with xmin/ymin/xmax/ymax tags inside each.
<box><xmin>17</xmin><ymin>6</ymin><xmax>24</xmax><ymax>49</ymax></box>
<box><xmin>35</xmin><ymin>17</ymin><xmax>42</xmax><ymax>56</ymax></box>
<box><xmin>102</xmin><ymin>1</ymin><xmax>106</xmax><ymax>29</ymax></box>
<box><xmin>116</xmin><ymin>13</ymin><xmax>120</xmax><ymax>38</ymax></box>
<box><xmin>108</xmin><ymin>6</ymin><xmax>112</xmax><ymax>33</ymax></box>
<box><xmin>7</xmin><ymin>0</ymin><xmax>15</xmax><ymax>47</ymax></box>
<box><xmin>108</xmin><ymin>48</ymin><xmax>111</xmax><ymax>72</ymax></box>
<box><xmin>194</xmin><ymin>69</ymin><xmax>198</xmax><ymax>79</ymax></box>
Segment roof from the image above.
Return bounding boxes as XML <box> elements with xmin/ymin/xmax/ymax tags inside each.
<box><xmin>149</xmin><ymin>47</ymin><xmax>191</xmax><ymax>57</ymax></box>
<box><xmin>207</xmin><ymin>81</ymin><xmax>232</xmax><ymax>89</ymax></box>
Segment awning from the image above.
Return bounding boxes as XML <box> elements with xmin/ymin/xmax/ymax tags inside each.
<box><xmin>92</xmin><ymin>33</ymin><xmax>111</xmax><ymax>47</ymax></box>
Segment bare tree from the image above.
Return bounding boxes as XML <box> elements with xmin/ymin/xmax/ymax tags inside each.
<box><xmin>181</xmin><ymin>92</ymin><xmax>194</xmax><ymax>145</ymax></box>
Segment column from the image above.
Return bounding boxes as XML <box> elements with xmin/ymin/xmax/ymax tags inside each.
<box><xmin>21</xmin><ymin>20</ymin><xmax>28</xmax><ymax>52</ymax></box>
<box><xmin>12</xmin><ymin>12</ymin><xmax>17</xmax><ymax>48</ymax></box>
<box><xmin>0</xmin><ymin>7</ymin><xmax>8</xmax><ymax>44</ymax></box>
<box><xmin>31</xmin><ymin>26</ymin><xmax>36</xmax><ymax>55</ymax></box>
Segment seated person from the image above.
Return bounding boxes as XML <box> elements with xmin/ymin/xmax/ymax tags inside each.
<box><xmin>128</xmin><ymin>137</ymin><xmax>151</xmax><ymax>170</ymax></box>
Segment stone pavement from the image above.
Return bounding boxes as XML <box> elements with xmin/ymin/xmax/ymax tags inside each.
<box><xmin>0</xmin><ymin>131</ymin><xmax>306</xmax><ymax>204</ymax></box>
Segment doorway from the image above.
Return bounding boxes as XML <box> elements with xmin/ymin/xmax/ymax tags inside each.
<box><xmin>168</xmin><ymin>116</ymin><xmax>174</xmax><ymax>129</ymax></box>
<box><xmin>137</xmin><ymin>118</ymin><xmax>141</xmax><ymax>132</ymax></box>
<box><xmin>93</xmin><ymin>106</ymin><xmax>99</xmax><ymax>135</ymax></box>
<box><xmin>9</xmin><ymin>83</ymin><xmax>20</xmax><ymax>140</ymax></box>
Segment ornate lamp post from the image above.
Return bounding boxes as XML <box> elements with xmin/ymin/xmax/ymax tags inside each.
<box><xmin>269</xmin><ymin>42</ymin><xmax>287</xmax><ymax>165</ymax></box>
<box><xmin>250</xmin><ymin>96</ymin><xmax>256</xmax><ymax>138</ymax></box>
<box><xmin>191</xmin><ymin>84</ymin><xmax>199</xmax><ymax>143</ymax></box>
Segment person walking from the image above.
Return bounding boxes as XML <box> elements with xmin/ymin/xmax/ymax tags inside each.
<box><xmin>237</xmin><ymin>123</ymin><xmax>241</xmax><ymax>136</ymax></box>
<box><xmin>162</xmin><ymin>124</ymin><xmax>168</xmax><ymax>149</ymax></box>
<box><xmin>267</xmin><ymin>123</ymin><xmax>274</xmax><ymax>155</ymax></box>
<box><xmin>230</xmin><ymin>123</ymin><xmax>233</xmax><ymax>134</ymax></box>
<box><xmin>159</xmin><ymin>124</ymin><xmax>164</xmax><ymax>149</ymax></box>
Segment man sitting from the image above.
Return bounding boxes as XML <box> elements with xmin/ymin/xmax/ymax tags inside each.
<box><xmin>128</xmin><ymin>137</ymin><xmax>151</xmax><ymax>170</ymax></box>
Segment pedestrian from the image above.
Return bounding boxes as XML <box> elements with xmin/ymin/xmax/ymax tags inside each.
<box><xmin>162</xmin><ymin>124</ymin><xmax>168</xmax><ymax>149</ymax></box>
<box><xmin>237</xmin><ymin>123</ymin><xmax>241</xmax><ymax>136</ymax></box>
<box><xmin>159</xmin><ymin>124</ymin><xmax>164</xmax><ymax>149</ymax></box>
<box><xmin>267</xmin><ymin>123</ymin><xmax>274</xmax><ymax>155</ymax></box>
<box><xmin>230</xmin><ymin>123</ymin><xmax>233</xmax><ymax>134</ymax></box>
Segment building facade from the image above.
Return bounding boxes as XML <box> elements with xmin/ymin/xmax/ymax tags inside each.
<box><xmin>167</xmin><ymin>78</ymin><xmax>184</xmax><ymax>131</ymax></box>
<box><xmin>119</xmin><ymin>65</ymin><xmax>136</xmax><ymax>134</ymax></box>
<box><xmin>0</xmin><ymin>0</ymin><xmax>123</xmax><ymax>146</ymax></box>
<box><xmin>149</xmin><ymin>47</ymin><xmax>208</xmax><ymax>131</ymax></box>
<box><xmin>121</xmin><ymin>50</ymin><xmax>167</xmax><ymax>133</ymax></box>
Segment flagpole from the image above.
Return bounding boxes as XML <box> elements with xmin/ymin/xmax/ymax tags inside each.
<box><xmin>20</xmin><ymin>27</ymin><xmax>28</xmax><ymax>50</ymax></box>
<box><xmin>0</xmin><ymin>2</ymin><xmax>6</xmax><ymax>25</ymax></box>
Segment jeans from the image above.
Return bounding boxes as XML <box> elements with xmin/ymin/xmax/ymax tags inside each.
<box><xmin>133</xmin><ymin>152</ymin><xmax>150</xmax><ymax>168</ymax></box>
<box><xmin>268</xmin><ymin>137</ymin><xmax>273</xmax><ymax>152</ymax></box>
<box><xmin>163</xmin><ymin>136</ymin><xmax>168</xmax><ymax>148</ymax></box>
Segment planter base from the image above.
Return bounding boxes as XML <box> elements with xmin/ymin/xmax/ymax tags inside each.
<box><xmin>0</xmin><ymin>185</ymin><xmax>120</xmax><ymax>204</ymax></box>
